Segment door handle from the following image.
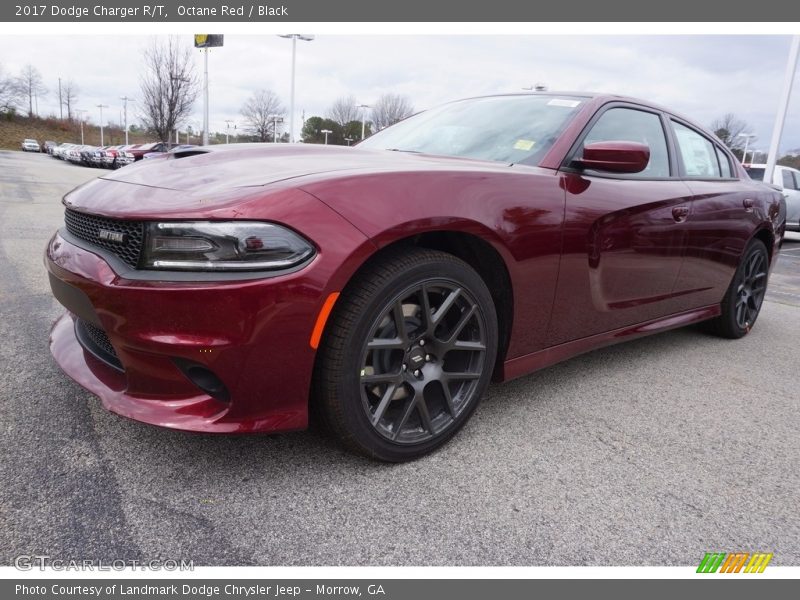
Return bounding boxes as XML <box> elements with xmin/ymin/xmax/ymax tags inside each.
<box><xmin>743</xmin><ymin>198</ymin><xmax>754</xmax><ymax>212</ymax></box>
<box><xmin>672</xmin><ymin>206</ymin><xmax>689</xmax><ymax>222</ymax></box>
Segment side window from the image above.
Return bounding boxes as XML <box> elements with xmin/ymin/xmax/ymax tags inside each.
<box><xmin>672</xmin><ymin>121</ymin><xmax>721</xmax><ymax>178</ymax></box>
<box><xmin>781</xmin><ymin>169</ymin><xmax>798</xmax><ymax>191</ymax></box>
<box><xmin>581</xmin><ymin>107</ymin><xmax>670</xmax><ymax>177</ymax></box>
<box><xmin>716</xmin><ymin>146</ymin><xmax>733</xmax><ymax>178</ymax></box>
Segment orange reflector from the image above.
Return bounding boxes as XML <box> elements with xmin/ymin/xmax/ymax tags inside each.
<box><xmin>309</xmin><ymin>292</ymin><xmax>340</xmax><ymax>349</ymax></box>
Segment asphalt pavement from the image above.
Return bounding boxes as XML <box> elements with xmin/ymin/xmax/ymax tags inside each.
<box><xmin>1</xmin><ymin>150</ymin><xmax>798</xmax><ymax>566</ymax></box>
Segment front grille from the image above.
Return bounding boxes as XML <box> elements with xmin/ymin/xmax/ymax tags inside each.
<box><xmin>64</xmin><ymin>208</ymin><xmax>144</xmax><ymax>268</ymax></box>
<box><xmin>74</xmin><ymin>318</ymin><xmax>124</xmax><ymax>371</ymax></box>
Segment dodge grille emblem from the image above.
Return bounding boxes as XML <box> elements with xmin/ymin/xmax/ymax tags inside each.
<box><xmin>97</xmin><ymin>229</ymin><xmax>126</xmax><ymax>244</ymax></box>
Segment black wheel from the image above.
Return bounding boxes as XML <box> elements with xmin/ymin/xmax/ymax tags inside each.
<box><xmin>313</xmin><ymin>248</ymin><xmax>498</xmax><ymax>462</ymax></box>
<box><xmin>705</xmin><ymin>239</ymin><xmax>769</xmax><ymax>339</ymax></box>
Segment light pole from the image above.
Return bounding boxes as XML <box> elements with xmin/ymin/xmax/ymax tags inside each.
<box><xmin>737</xmin><ymin>133</ymin><xmax>756</xmax><ymax>165</ymax></box>
<box><xmin>320</xmin><ymin>128</ymin><xmax>332</xmax><ymax>145</ymax></box>
<box><xmin>202</xmin><ymin>48</ymin><xmax>209</xmax><ymax>145</ymax></box>
<box><xmin>278</xmin><ymin>34</ymin><xmax>314</xmax><ymax>142</ymax></box>
<box><xmin>357</xmin><ymin>103</ymin><xmax>370</xmax><ymax>140</ymax></box>
<box><xmin>225</xmin><ymin>119</ymin><xmax>234</xmax><ymax>144</ymax></box>
<box><xmin>270</xmin><ymin>115</ymin><xmax>284</xmax><ymax>143</ymax></box>
<box><xmin>344</xmin><ymin>136</ymin><xmax>354</xmax><ymax>146</ymax></box>
<box><xmin>120</xmin><ymin>96</ymin><xmax>135</xmax><ymax>145</ymax></box>
<box><xmin>96</xmin><ymin>104</ymin><xmax>108</xmax><ymax>146</ymax></box>
<box><xmin>765</xmin><ymin>35</ymin><xmax>800</xmax><ymax>184</ymax></box>
<box><xmin>75</xmin><ymin>109</ymin><xmax>87</xmax><ymax>144</ymax></box>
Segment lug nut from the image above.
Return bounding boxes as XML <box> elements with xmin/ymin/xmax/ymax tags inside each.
<box><xmin>414</xmin><ymin>369</ymin><xmax>421</xmax><ymax>377</ymax></box>
<box><xmin>419</xmin><ymin>339</ymin><xmax>426</xmax><ymax>346</ymax></box>
<box><xmin>425</xmin><ymin>354</ymin><xmax>431</xmax><ymax>362</ymax></box>
<box><xmin>402</xmin><ymin>364</ymin><xmax>407</xmax><ymax>371</ymax></box>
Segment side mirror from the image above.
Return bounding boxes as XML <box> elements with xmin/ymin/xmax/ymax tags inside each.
<box><xmin>574</xmin><ymin>141</ymin><xmax>650</xmax><ymax>174</ymax></box>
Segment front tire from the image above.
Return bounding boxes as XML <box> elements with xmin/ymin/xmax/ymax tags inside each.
<box><xmin>313</xmin><ymin>248</ymin><xmax>498</xmax><ymax>462</ymax></box>
<box><xmin>705</xmin><ymin>239</ymin><xmax>769</xmax><ymax>339</ymax></box>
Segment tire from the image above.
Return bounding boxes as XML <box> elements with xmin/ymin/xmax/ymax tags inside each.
<box><xmin>705</xmin><ymin>239</ymin><xmax>769</xmax><ymax>339</ymax></box>
<box><xmin>313</xmin><ymin>248</ymin><xmax>498</xmax><ymax>462</ymax></box>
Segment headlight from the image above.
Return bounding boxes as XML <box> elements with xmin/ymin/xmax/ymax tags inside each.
<box><xmin>141</xmin><ymin>221</ymin><xmax>315</xmax><ymax>271</ymax></box>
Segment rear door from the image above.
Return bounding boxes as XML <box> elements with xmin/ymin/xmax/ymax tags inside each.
<box><xmin>668</xmin><ymin>119</ymin><xmax>763</xmax><ymax>308</ymax></box>
<box><xmin>547</xmin><ymin>104</ymin><xmax>695</xmax><ymax>345</ymax></box>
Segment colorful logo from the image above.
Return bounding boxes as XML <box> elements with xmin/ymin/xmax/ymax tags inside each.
<box><xmin>697</xmin><ymin>552</ymin><xmax>773</xmax><ymax>573</ymax></box>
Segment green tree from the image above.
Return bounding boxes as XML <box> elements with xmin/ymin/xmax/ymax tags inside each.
<box><xmin>343</xmin><ymin>120</ymin><xmax>371</xmax><ymax>143</ymax></box>
<box><xmin>302</xmin><ymin>116</ymin><xmax>342</xmax><ymax>144</ymax></box>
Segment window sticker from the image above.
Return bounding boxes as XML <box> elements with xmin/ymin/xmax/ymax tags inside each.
<box><xmin>513</xmin><ymin>139</ymin><xmax>536</xmax><ymax>151</ymax></box>
<box><xmin>547</xmin><ymin>99</ymin><xmax>581</xmax><ymax>108</ymax></box>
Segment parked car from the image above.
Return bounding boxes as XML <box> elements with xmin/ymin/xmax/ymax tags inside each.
<box><xmin>88</xmin><ymin>147</ymin><xmax>105</xmax><ymax>168</ymax></box>
<box><xmin>116</xmin><ymin>144</ymin><xmax>142</xmax><ymax>167</ymax></box>
<box><xmin>42</xmin><ymin>141</ymin><xmax>57</xmax><ymax>154</ymax></box>
<box><xmin>78</xmin><ymin>146</ymin><xmax>98</xmax><ymax>167</ymax></box>
<box><xmin>52</xmin><ymin>143</ymin><xmax>75</xmax><ymax>160</ymax></box>
<box><xmin>106</xmin><ymin>144</ymin><xmax>130</xmax><ymax>169</ymax></box>
<box><xmin>21</xmin><ymin>139</ymin><xmax>40</xmax><ymax>152</ymax></box>
<box><xmin>66</xmin><ymin>145</ymin><xmax>92</xmax><ymax>165</ymax></box>
<box><xmin>118</xmin><ymin>142</ymin><xmax>170</xmax><ymax>166</ymax></box>
<box><xmin>102</xmin><ymin>145</ymin><xmax>125</xmax><ymax>168</ymax></box>
<box><xmin>46</xmin><ymin>93</ymin><xmax>785</xmax><ymax>461</ymax></box>
<box><xmin>745</xmin><ymin>163</ymin><xmax>800</xmax><ymax>232</ymax></box>
<box><xmin>143</xmin><ymin>144</ymin><xmax>198</xmax><ymax>159</ymax></box>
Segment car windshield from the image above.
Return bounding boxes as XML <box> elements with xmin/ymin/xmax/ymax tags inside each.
<box><xmin>358</xmin><ymin>94</ymin><xmax>585</xmax><ymax>164</ymax></box>
<box><xmin>745</xmin><ymin>167</ymin><xmax>765</xmax><ymax>181</ymax></box>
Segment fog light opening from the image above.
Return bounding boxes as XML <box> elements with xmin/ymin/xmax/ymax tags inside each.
<box><xmin>173</xmin><ymin>358</ymin><xmax>231</xmax><ymax>402</ymax></box>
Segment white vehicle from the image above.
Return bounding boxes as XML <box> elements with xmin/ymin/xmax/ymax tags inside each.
<box><xmin>21</xmin><ymin>139</ymin><xmax>40</xmax><ymax>152</ymax></box>
<box><xmin>745</xmin><ymin>163</ymin><xmax>800</xmax><ymax>232</ymax></box>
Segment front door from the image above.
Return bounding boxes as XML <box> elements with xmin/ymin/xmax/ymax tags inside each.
<box><xmin>547</xmin><ymin>105</ymin><xmax>694</xmax><ymax>346</ymax></box>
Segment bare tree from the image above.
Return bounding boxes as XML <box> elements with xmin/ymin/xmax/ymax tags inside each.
<box><xmin>61</xmin><ymin>79</ymin><xmax>79</xmax><ymax>121</ymax></box>
<box><xmin>710</xmin><ymin>113</ymin><xmax>754</xmax><ymax>150</ymax></box>
<box><xmin>371</xmin><ymin>93</ymin><xmax>414</xmax><ymax>131</ymax></box>
<box><xmin>139</xmin><ymin>37</ymin><xmax>199</xmax><ymax>143</ymax></box>
<box><xmin>0</xmin><ymin>63</ymin><xmax>22</xmax><ymax>113</ymax></box>
<box><xmin>17</xmin><ymin>64</ymin><xmax>47</xmax><ymax>117</ymax></box>
<box><xmin>241</xmin><ymin>89</ymin><xmax>285</xmax><ymax>142</ymax></box>
<box><xmin>327</xmin><ymin>94</ymin><xmax>359</xmax><ymax>127</ymax></box>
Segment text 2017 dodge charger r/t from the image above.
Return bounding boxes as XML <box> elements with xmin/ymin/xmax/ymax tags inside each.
<box><xmin>46</xmin><ymin>93</ymin><xmax>785</xmax><ymax>461</ymax></box>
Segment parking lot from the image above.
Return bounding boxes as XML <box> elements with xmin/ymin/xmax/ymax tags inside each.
<box><xmin>1</xmin><ymin>149</ymin><xmax>798</xmax><ymax>566</ymax></box>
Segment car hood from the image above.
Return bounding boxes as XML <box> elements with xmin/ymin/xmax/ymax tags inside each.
<box><xmin>97</xmin><ymin>143</ymin><xmax>503</xmax><ymax>193</ymax></box>
<box><xmin>64</xmin><ymin>144</ymin><xmax>516</xmax><ymax>218</ymax></box>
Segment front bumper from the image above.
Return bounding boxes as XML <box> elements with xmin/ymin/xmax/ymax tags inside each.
<box><xmin>45</xmin><ymin>195</ymin><xmax>374</xmax><ymax>433</ymax></box>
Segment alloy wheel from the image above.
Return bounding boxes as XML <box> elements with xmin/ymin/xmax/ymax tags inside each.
<box><xmin>358</xmin><ymin>280</ymin><xmax>487</xmax><ymax>444</ymax></box>
<box><xmin>735</xmin><ymin>249</ymin><xmax>768</xmax><ymax>330</ymax></box>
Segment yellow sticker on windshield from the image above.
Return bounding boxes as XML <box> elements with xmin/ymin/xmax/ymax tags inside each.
<box><xmin>514</xmin><ymin>139</ymin><xmax>536</xmax><ymax>151</ymax></box>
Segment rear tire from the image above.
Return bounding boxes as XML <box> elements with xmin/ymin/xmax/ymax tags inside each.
<box><xmin>705</xmin><ymin>239</ymin><xmax>769</xmax><ymax>339</ymax></box>
<box><xmin>313</xmin><ymin>248</ymin><xmax>498</xmax><ymax>462</ymax></box>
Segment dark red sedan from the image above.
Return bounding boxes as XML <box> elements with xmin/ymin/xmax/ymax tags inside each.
<box><xmin>46</xmin><ymin>93</ymin><xmax>785</xmax><ymax>461</ymax></box>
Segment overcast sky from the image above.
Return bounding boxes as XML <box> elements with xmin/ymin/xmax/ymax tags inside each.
<box><xmin>1</xmin><ymin>34</ymin><xmax>798</xmax><ymax>152</ymax></box>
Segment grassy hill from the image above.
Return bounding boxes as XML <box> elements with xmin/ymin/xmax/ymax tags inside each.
<box><xmin>0</xmin><ymin>113</ymin><xmax>155</xmax><ymax>150</ymax></box>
